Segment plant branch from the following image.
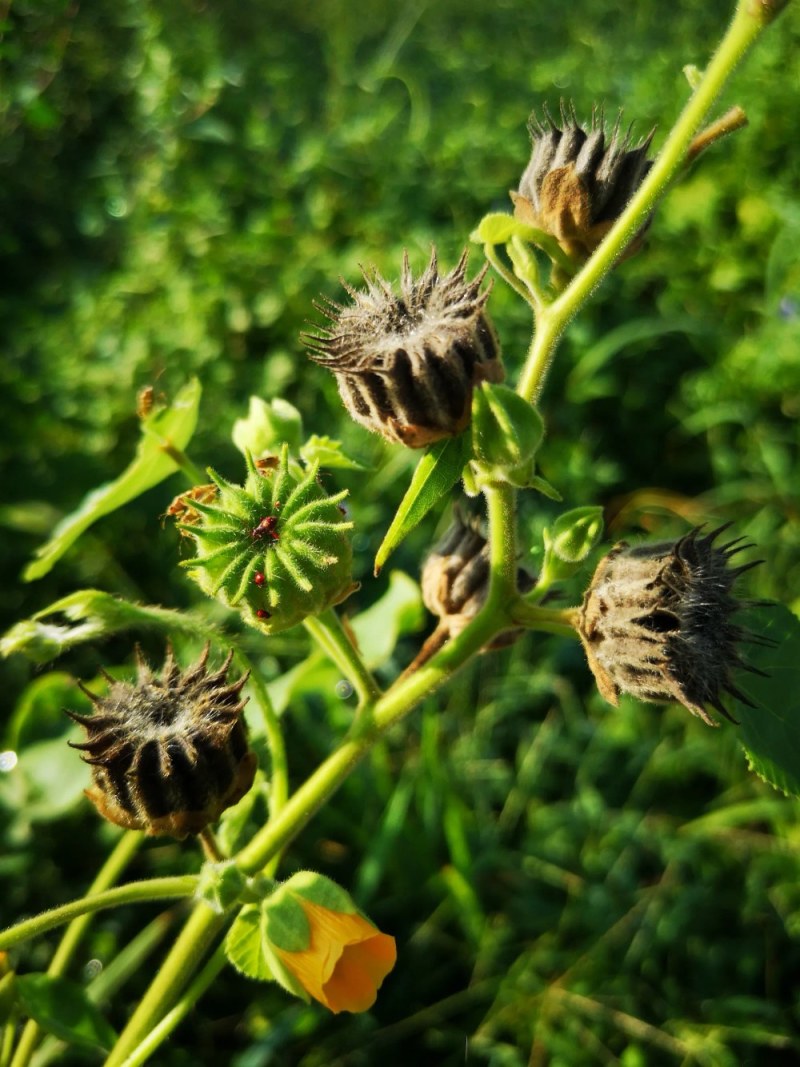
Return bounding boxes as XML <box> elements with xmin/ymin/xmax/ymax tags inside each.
<box><xmin>116</xmin><ymin>946</ymin><xmax>227</xmax><ymax>1067</ymax></box>
<box><xmin>0</xmin><ymin>876</ymin><xmax>196</xmax><ymax>952</ymax></box>
<box><xmin>8</xmin><ymin>831</ymin><xmax>143</xmax><ymax>1067</ymax></box>
<box><xmin>518</xmin><ymin>1</ymin><xmax>766</xmax><ymax>403</ymax></box>
<box><xmin>104</xmin><ymin>904</ymin><xmax>226</xmax><ymax>1067</ymax></box>
<box><xmin>303</xmin><ymin>608</ymin><xmax>382</xmax><ymax>706</ymax></box>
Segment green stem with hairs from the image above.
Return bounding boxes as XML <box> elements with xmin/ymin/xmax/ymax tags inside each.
<box><xmin>99</xmin><ymin>7</ymin><xmax>780</xmax><ymax>1064</ymax></box>
<box><xmin>104</xmin><ymin>904</ymin><xmax>226</xmax><ymax>1067</ymax></box>
<box><xmin>517</xmin><ymin>0</ymin><xmax>766</xmax><ymax>403</ymax></box>
<box><xmin>0</xmin><ymin>877</ymin><xmax>197</xmax><ymax>953</ymax></box>
<box><xmin>8</xmin><ymin>832</ymin><xmax>142</xmax><ymax>1067</ymax></box>
<box><xmin>303</xmin><ymin>608</ymin><xmax>382</xmax><ymax>706</ymax></box>
<box><xmin>116</xmin><ymin>947</ymin><xmax>228</xmax><ymax>1067</ymax></box>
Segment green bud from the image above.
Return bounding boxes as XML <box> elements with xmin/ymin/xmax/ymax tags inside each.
<box><xmin>471</xmin><ymin>383</ymin><xmax>544</xmax><ymax>488</ymax></box>
<box><xmin>178</xmin><ymin>446</ymin><xmax>357</xmax><ymax>634</ymax></box>
<box><xmin>232</xmin><ymin>397</ymin><xmax>303</xmax><ymax>458</ymax></box>
<box><xmin>195</xmin><ymin>860</ymin><xmax>249</xmax><ymax>914</ymax></box>
<box><xmin>536</xmin><ymin>506</ymin><xmax>605</xmax><ymax>591</ymax></box>
<box><xmin>551</xmin><ymin>506</ymin><xmax>605</xmax><ymax>563</ymax></box>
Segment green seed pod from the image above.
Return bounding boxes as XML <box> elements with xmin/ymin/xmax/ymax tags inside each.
<box><xmin>178</xmin><ymin>446</ymin><xmax>356</xmax><ymax>634</ymax></box>
<box><xmin>471</xmin><ymin>383</ymin><xmax>544</xmax><ymax>488</ymax></box>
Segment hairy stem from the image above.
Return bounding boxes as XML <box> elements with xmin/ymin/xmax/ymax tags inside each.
<box><xmin>303</xmin><ymin>608</ymin><xmax>382</xmax><ymax>705</ymax></box>
<box><xmin>104</xmin><ymin>905</ymin><xmax>226</xmax><ymax>1067</ymax></box>
<box><xmin>8</xmin><ymin>832</ymin><xmax>142</xmax><ymax>1067</ymax></box>
<box><xmin>0</xmin><ymin>877</ymin><xmax>197</xmax><ymax>953</ymax></box>
<box><xmin>518</xmin><ymin>2</ymin><xmax>766</xmax><ymax>403</ymax></box>
<box><xmin>116</xmin><ymin>947</ymin><xmax>227</xmax><ymax>1067</ymax></box>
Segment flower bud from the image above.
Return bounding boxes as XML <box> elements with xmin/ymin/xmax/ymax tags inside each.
<box><xmin>511</xmin><ymin>102</ymin><xmax>654</xmax><ymax>263</ymax></box>
<box><xmin>176</xmin><ymin>446</ymin><xmax>356</xmax><ymax>634</ymax></box>
<box><xmin>67</xmin><ymin>645</ymin><xmax>257</xmax><ymax>838</ymax></box>
<box><xmin>550</xmin><ymin>506</ymin><xmax>604</xmax><ymax>564</ymax></box>
<box><xmin>577</xmin><ymin>525</ymin><xmax>762</xmax><ymax>726</ymax></box>
<box><xmin>471</xmin><ymin>383</ymin><xmax>544</xmax><ymax>488</ymax></box>
<box><xmin>259</xmin><ymin>872</ymin><xmax>396</xmax><ymax>1013</ymax></box>
<box><xmin>305</xmin><ymin>249</ymin><xmax>503</xmax><ymax>448</ymax></box>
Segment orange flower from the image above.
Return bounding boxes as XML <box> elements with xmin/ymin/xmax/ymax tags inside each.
<box><xmin>273</xmin><ymin>898</ymin><xmax>397</xmax><ymax>1014</ymax></box>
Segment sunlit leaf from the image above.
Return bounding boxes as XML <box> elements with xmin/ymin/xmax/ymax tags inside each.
<box><xmin>225</xmin><ymin>905</ymin><xmax>274</xmax><ymax>982</ymax></box>
<box><xmin>352</xmin><ymin>570</ymin><xmax>425</xmax><ymax>666</ymax></box>
<box><xmin>299</xmin><ymin>434</ymin><xmax>370</xmax><ymax>471</ymax></box>
<box><xmin>24</xmin><ymin>378</ymin><xmax>202</xmax><ymax>581</ymax></box>
<box><xmin>1</xmin><ymin>590</ymin><xmax>210</xmax><ymax>664</ymax></box>
<box><xmin>373</xmin><ymin>434</ymin><xmax>471</xmax><ymax>576</ymax></box>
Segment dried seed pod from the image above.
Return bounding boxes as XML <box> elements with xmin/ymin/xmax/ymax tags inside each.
<box><xmin>67</xmin><ymin>645</ymin><xmax>258</xmax><ymax>838</ymax></box>
<box><xmin>577</xmin><ymin>526</ymin><xmax>763</xmax><ymax>726</ymax></box>
<box><xmin>422</xmin><ymin>510</ymin><xmax>534</xmax><ymax>646</ymax></box>
<box><xmin>511</xmin><ymin>102</ymin><xmax>655</xmax><ymax>262</ymax></box>
<box><xmin>305</xmin><ymin>249</ymin><xmax>503</xmax><ymax>448</ymax></box>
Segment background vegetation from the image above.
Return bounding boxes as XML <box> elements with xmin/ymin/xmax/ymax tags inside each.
<box><xmin>2</xmin><ymin>0</ymin><xmax>799</xmax><ymax>1063</ymax></box>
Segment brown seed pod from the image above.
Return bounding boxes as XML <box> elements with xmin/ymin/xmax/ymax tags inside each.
<box><xmin>511</xmin><ymin>102</ymin><xmax>655</xmax><ymax>262</ymax></box>
<box><xmin>305</xmin><ymin>249</ymin><xmax>503</xmax><ymax>448</ymax></box>
<box><xmin>67</xmin><ymin>645</ymin><xmax>257</xmax><ymax>838</ymax></box>
<box><xmin>421</xmin><ymin>509</ymin><xmax>534</xmax><ymax>646</ymax></box>
<box><xmin>577</xmin><ymin>525</ymin><xmax>763</xmax><ymax>726</ymax></box>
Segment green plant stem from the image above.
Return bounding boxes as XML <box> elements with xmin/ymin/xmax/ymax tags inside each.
<box><xmin>96</xmin><ymin>14</ymin><xmax>781</xmax><ymax>1062</ymax></box>
<box><xmin>237</xmin><ymin>652</ymin><xmax>289</xmax><ymax>818</ymax></box>
<box><xmin>157</xmin><ymin>443</ymin><xmax>205</xmax><ymax>486</ymax></box>
<box><xmin>8</xmin><ymin>832</ymin><xmax>142</xmax><ymax>1067</ymax></box>
<box><xmin>510</xmin><ymin>603</ymin><xmax>580</xmax><ymax>638</ymax></box>
<box><xmin>0</xmin><ymin>877</ymin><xmax>197</xmax><ymax>953</ymax></box>
<box><xmin>104</xmin><ymin>904</ymin><xmax>226</xmax><ymax>1067</ymax></box>
<box><xmin>303</xmin><ymin>608</ymin><xmax>382</xmax><ymax>705</ymax></box>
<box><xmin>116</xmin><ymin>946</ymin><xmax>227</xmax><ymax>1067</ymax></box>
<box><xmin>485</xmin><ymin>483</ymin><xmax>519</xmax><ymax>606</ymax></box>
<box><xmin>236</xmin><ymin>599</ymin><xmax>508</xmax><ymax>877</ymax></box>
<box><xmin>517</xmin><ymin>1</ymin><xmax>765</xmax><ymax>403</ymax></box>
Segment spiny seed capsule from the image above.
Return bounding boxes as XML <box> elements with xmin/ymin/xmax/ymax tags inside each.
<box><xmin>176</xmin><ymin>446</ymin><xmax>356</xmax><ymax>634</ymax></box>
<box><xmin>511</xmin><ymin>102</ymin><xmax>655</xmax><ymax>262</ymax></box>
<box><xmin>304</xmin><ymin>249</ymin><xmax>503</xmax><ymax>448</ymax></box>
<box><xmin>577</xmin><ymin>525</ymin><xmax>764</xmax><ymax>726</ymax></box>
<box><xmin>422</xmin><ymin>509</ymin><xmax>534</xmax><ymax>647</ymax></box>
<box><xmin>66</xmin><ymin>645</ymin><xmax>257</xmax><ymax>838</ymax></box>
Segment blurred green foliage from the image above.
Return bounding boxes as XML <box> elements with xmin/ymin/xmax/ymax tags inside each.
<box><xmin>1</xmin><ymin>0</ymin><xmax>800</xmax><ymax>1063</ymax></box>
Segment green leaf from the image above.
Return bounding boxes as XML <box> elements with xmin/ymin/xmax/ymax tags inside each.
<box><xmin>24</xmin><ymin>379</ymin><xmax>202</xmax><ymax>581</ymax></box>
<box><xmin>351</xmin><ymin>570</ymin><xmax>425</xmax><ymax>667</ymax></box>
<box><xmin>1</xmin><ymin>590</ymin><xmax>210</xmax><ymax>664</ymax></box>
<box><xmin>528</xmin><ymin>475</ymin><xmax>563</xmax><ymax>502</ymax></box>
<box><xmin>470</xmin><ymin>213</ymin><xmax>549</xmax><ymax>246</ymax></box>
<box><xmin>16</xmin><ymin>974</ymin><xmax>117</xmax><ymax>1051</ymax></box>
<box><xmin>224</xmin><ymin>905</ymin><xmax>274</xmax><ymax>982</ymax></box>
<box><xmin>373</xmin><ymin>434</ymin><xmax>471</xmax><ymax>576</ymax></box>
<box><xmin>299</xmin><ymin>434</ymin><xmax>370</xmax><ymax>470</ymax></box>
<box><xmin>734</xmin><ymin>604</ymin><xmax>800</xmax><ymax>798</ymax></box>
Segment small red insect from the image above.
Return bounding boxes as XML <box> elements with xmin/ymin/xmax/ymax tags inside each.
<box><xmin>251</xmin><ymin>515</ymin><xmax>280</xmax><ymax>542</ymax></box>
<box><xmin>256</xmin><ymin>608</ymin><xmax>272</xmax><ymax>620</ymax></box>
<box><xmin>253</xmin><ymin>572</ymin><xmax>266</xmax><ymax>586</ymax></box>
